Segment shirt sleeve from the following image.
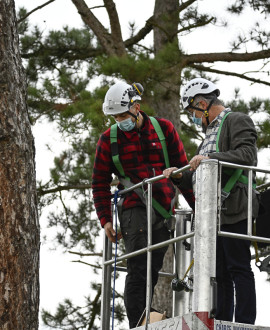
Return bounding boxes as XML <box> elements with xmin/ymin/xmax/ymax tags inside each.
<box><xmin>159</xmin><ymin>118</ymin><xmax>195</xmax><ymax>210</ymax></box>
<box><xmin>208</xmin><ymin>113</ymin><xmax>257</xmax><ymax>166</ymax></box>
<box><xmin>92</xmin><ymin>132</ymin><xmax>114</xmax><ymax>227</ymax></box>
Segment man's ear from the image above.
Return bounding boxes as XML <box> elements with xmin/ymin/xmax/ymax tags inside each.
<box><xmin>201</xmin><ymin>99</ymin><xmax>207</xmax><ymax>110</ymax></box>
<box><xmin>135</xmin><ymin>103</ymin><xmax>140</xmax><ymax>113</ymax></box>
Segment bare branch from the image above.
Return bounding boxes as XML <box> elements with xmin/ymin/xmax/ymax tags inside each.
<box><xmin>184</xmin><ymin>49</ymin><xmax>270</xmax><ymax>65</ymax></box>
<box><xmin>124</xmin><ymin>16</ymin><xmax>155</xmax><ymax>47</ymax></box>
<box><xmin>179</xmin><ymin>0</ymin><xmax>197</xmax><ymax>12</ymax></box>
<box><xmin>103</xmin><ymin>0</ymin><xmax>126</xmax><ymax>55</ymax></box>
<box><xmin>71</xmin><ymin>0</ymin><xmax>115</xmax><ymax>55</ymax></box>
<box><xmin>38</xmin><ymin>184</ymin><xmax>92</xmax><ymax>196</ymax></box>
<box><xmin>125</xmin><ymin>0</ymin><xmax>198</xmax><ymax>47</ymax></box>
<box><xmin>38</xmin><ymin>178</ymin><xmax>118</xmax><ymax>196</ymax></box>
<box><xmin>17</xmin><ymin>0</ymin><xmax>56</xmax><ymax>24</ymax></box>
<box><xmin>189</xmin><ymin>63</ymin><xmax>270</xmax><ymax>87</ymax></box>
<box><xmin>177</xmin><ymin>17</ymin><xmax>215</xmax><ymax>35</ymax></box>
<box><xmin>68</xmin><ymin>251</ymin><xmax>102</xmax><ymax>257</ymax></box>
<box><xmin>71</xmin><ymin>260</ymin><xmax>102</xmax><ymax>269</ymax></box>
<box><xmin>89</xmin><ymin>5</ymin><xmax>104</xmax><ymax>10</ymax></box>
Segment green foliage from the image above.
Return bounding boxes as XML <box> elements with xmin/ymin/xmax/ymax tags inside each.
<box><xmin>227</xmin><ymin>0</ymin><xmax>270</xmax><ymax>15</ymax></box>
<box><xmin>225</xmin><ymin>95</ymin><xmax>270</xmax><ymax>149</ymax></box>
<box><xmin>41</xmin><ymin>283</ymin><xmax>125</xmax><ymax>329</ymax></box>
<box><xmin>16</xmin><ymin>1</ymin><xmax>270</xmax><ymax>328</ymax></box>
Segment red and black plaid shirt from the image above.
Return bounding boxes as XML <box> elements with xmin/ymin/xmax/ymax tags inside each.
<box><xmin>92</xmin><ymin>111</ymin><xmax>195</xmax><ymax>227</ymax></box>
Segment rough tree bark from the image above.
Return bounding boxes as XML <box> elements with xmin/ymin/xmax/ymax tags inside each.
<box><xmin>0</xmin><ymin>1</ymin><xmax>40</xmax><ymax>329</ymax></box>
<box><xmin>151</xmin><ymin>0</ymin><xmax>180</xmax><ymax>318</ymax></box>
<box><xmin>152</xmin><ymin>0</ymin><xmax>182</xmax><ymax>131</ymax></box>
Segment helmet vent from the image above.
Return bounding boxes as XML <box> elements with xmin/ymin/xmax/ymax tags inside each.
<box><xmin>202</xmin><ymin>83</ymin><xmax>209</xmax><ymax>89</ymax></box>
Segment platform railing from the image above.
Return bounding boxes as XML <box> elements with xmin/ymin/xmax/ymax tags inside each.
<box><xmin>101</xmin><ymin>164</ymin><xmax>194</xmax><ymax>329</ymax></box>
<box><xmin>217</xmin><ymin>161</ymin><xmax>270</xmax><ymax>244</ymax></box>
<box><xmin>100</xmin><ymin>159</ymin><xmax>270</xmax><ymax>330</ymax></box>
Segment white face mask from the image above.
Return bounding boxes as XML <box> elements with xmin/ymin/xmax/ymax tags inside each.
<box><xmin>117</xmin><ymin>117</ymin><xmax>136</xmax><ymax>131</ymax></box>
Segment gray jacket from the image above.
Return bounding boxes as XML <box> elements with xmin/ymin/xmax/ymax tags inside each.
<box><xmin>177</xmin><ymin>111</ymin><xmax>260</xmax><ymax>225</ymax></box>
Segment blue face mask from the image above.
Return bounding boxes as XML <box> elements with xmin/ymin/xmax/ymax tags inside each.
<box><xmin>192</xmin><ymin>111</ymin><xmax>202</xmax><ymax>126</ymax></box>
<box><xmin>117</xmin><ymin>117</ymin><xmax>136</xmax><ymax>131</ymax></box>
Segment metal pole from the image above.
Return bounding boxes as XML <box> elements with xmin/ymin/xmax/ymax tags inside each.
<box><xmin>247</xmin><ymin>169</ymin><xmax>253</xmax><ymax>236</ymax></box>
<box><xmin>173</xmin><ymin>209</ymin><xmax>193</xmax><ymax>317</ymax></box>
<box><xmin>192</xmin><ymin>159</ymin><xmax>218</xmax><ymax>317</ymax></box>
<box><xmin>101</xmin><ymin>231</ymin><xmax>112</xmax><ymax>330</ymax></box>
<box><xmin>103</xmin><ymin>231</ymin><xmax>195</xmax><ymax>266</ymax></box>
<box><xmin>145</xmin><ymin>182</ymin><xmax>153</xmax><ymax>328</ymax></box>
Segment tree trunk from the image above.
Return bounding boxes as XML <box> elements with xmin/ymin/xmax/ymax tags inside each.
<box><xmin>151</xmin><ymin>0</ymin><xmax>180</xmax><ymax>317</ymax></box>
<box><xmin>0</xmin><ymin>1</ymin><xmax>40</xmax><ymax>329</ymax></box>
<box><xmin>152</xmin><ymin>0</ymin><xmax>181</xmax><ymax>131</ymax></box>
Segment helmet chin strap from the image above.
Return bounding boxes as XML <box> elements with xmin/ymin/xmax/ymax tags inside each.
<box><xmin>190</xmin><ymin>96</ymin><xmax>216</xmax><ymax>126</ymax></box>
<box><xmin>127</xmin><ymin>110</ymin><xmax>140</xmax><ymax>123</ymax></box>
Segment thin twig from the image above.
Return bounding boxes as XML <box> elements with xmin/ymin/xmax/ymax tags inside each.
<box><xmin>17</xmin><ymin>0</ymin><xmax>56</xmax><ymax>23</ymax></box>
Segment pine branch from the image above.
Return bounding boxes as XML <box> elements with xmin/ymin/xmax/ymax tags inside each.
<box><xmin>21</xmin><ymin>47</ymin><xmax>103</xmax><ymax>60</ymax></box>
<box><xmin>17</xmin><ymin>0</ymin><xmax>56</xmax><ymax>23</ymax></box>
<box><xmin>189</xmin><ymin>63</ymin><xmax>270</xmax><ymax>87</ymax></box>
<box><xmin>87</xmin><ymin>286</ymin><xmax>102</xmax><ymax>330</ymax></box>
<box><xmin>68</xmin><ymin>251</ymin><xmax>103</xmax><ymax>257</ymax></box>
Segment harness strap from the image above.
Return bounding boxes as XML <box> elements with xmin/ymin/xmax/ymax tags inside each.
<box><xmin>149</xmin><ymin>116</ymin><xmax>170</xmax><ymax>168</ymax></box>
<box><xmin>119</xmin><ymin>178</ymin><xmax>174</xmax><ymax>220</ymax></box>
<box><xmin>110</xmin><ymin>117</ymin><xmax>174</xmax><ymax>219</ymax></box>
<box><xmin>110</xmin><ymin>123</ymin><xmax>126</xmax><ymax>178</ymax></box>
<box><xmin>216</xmin><ymin>112</ymin><xmax>256</xmax><ymax>193</ymax></box>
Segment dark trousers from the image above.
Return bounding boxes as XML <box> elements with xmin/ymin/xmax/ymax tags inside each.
<box><xmin>119</xmin><ymin>207</ymin><xmax>170</xmax><ymax>329</ymax></box>
<box><xmin>216</xmin><ymin>219</ymin><xmax>256</xmax><ymax>324</ymax></box>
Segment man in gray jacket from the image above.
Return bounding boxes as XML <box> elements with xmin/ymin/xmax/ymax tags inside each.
<box><xmin>164</xmin><ymin>77</ymin><xmax>259</xmax><ymax>324</ymax></box>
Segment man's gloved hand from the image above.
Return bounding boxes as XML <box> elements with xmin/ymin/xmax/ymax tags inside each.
<box><xmin>104</xmin><ymin>222</ymin><xmax>122</xmax><ymax>243</ymax></box>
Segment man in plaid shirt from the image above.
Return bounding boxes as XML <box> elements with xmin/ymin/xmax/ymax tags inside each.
<box><xmin>92</xmin><ymin>81</ymin><xmax>194</xmax><ymax>328</ymax></box>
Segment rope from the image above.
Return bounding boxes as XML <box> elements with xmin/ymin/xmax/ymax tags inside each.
<box><xmin>182</xmin><ymin>259</ymin><xmax>194</xmax><ymax>280</ymax></box>
<box><xmin>111</xmin><ymin>190</ymin><xmax>119</xmax><ymax>330</ymax></box>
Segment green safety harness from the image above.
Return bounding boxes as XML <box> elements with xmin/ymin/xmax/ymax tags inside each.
<box><xmin>175</xmin><ymin>112</ymin><xmax>259</xmax><ymax>288</ymax></box>
<box><xmin>110</xmin><ymin>116</ymin><xmax>174</xmax><ymax>220</ymax></box>
<box><xmin>217</xmin><ymin>112</ymin><xmax>269</xmax><ymax>272</ymax></box>
<box><xmin>216</xmin><ymin>112</ymin><xmax>256</xmax><ymax>203</ymax></box>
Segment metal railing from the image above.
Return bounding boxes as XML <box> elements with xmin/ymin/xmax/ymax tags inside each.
<box><xmin>101</xmin><ymin>159</ymin><xmax>270</xmax><ymax>330</ymax></box>
<box><xmin>217</xmin><ymin>161</ymin><xmax>270</xmax><ymax>244</ymax></box>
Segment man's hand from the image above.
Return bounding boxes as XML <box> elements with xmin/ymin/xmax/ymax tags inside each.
<box><xmin>189</xmin><ymin>155</ymin><xmax>209</xmax><ymax>171</ymax></box>
<box><xmin>163</xmin><ymin>167</ymin><xmax>183</xmax><ymax>179</ymax></box>
<box><xmin>104</xmin><ymin>222</ymin><xmax>122</xmax><ymax>243</ymax></box>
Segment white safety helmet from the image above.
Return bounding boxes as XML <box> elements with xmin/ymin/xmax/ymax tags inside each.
<box><xmin>103</xmin><ymin>82</ymin><xmax>143</xmax><ymax>115</ymax></box>
<box><xmin>181</xmin><ymin>77</ymin><xmax>220</xmax><ymax>109</ymax></box>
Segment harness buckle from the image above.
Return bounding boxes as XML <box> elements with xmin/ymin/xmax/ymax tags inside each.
<box><xmin>164</xmin><ymin>215</ymin><xmax>176</xmax><ymax>231</ymax></box>
<box><xmin>220</xmin><ymin>190</ymin><xmax>230</xmax><ymax>205</ymax></box>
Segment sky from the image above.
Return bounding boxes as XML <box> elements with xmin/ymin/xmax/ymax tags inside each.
<box><xmin>14</xmin><ymin>0</ymin><xmax>270</xmax><ymax>328</ymax></box>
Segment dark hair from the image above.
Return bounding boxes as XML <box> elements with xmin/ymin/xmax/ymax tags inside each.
<box><xmin>194</xmin><ymin>93</ymin><xmax>223</xmax><ymax>106</ymax></box>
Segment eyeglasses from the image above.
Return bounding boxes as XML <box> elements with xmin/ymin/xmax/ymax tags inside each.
<box><xmin>193</xmin><ymin>101</ymin><xmax>200</xmax><ymax>108</ymax></box>
<box><xmin>187</xmin><ymin>102</ymin><xmax>200</xmax><ymax>117</ymax></box>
